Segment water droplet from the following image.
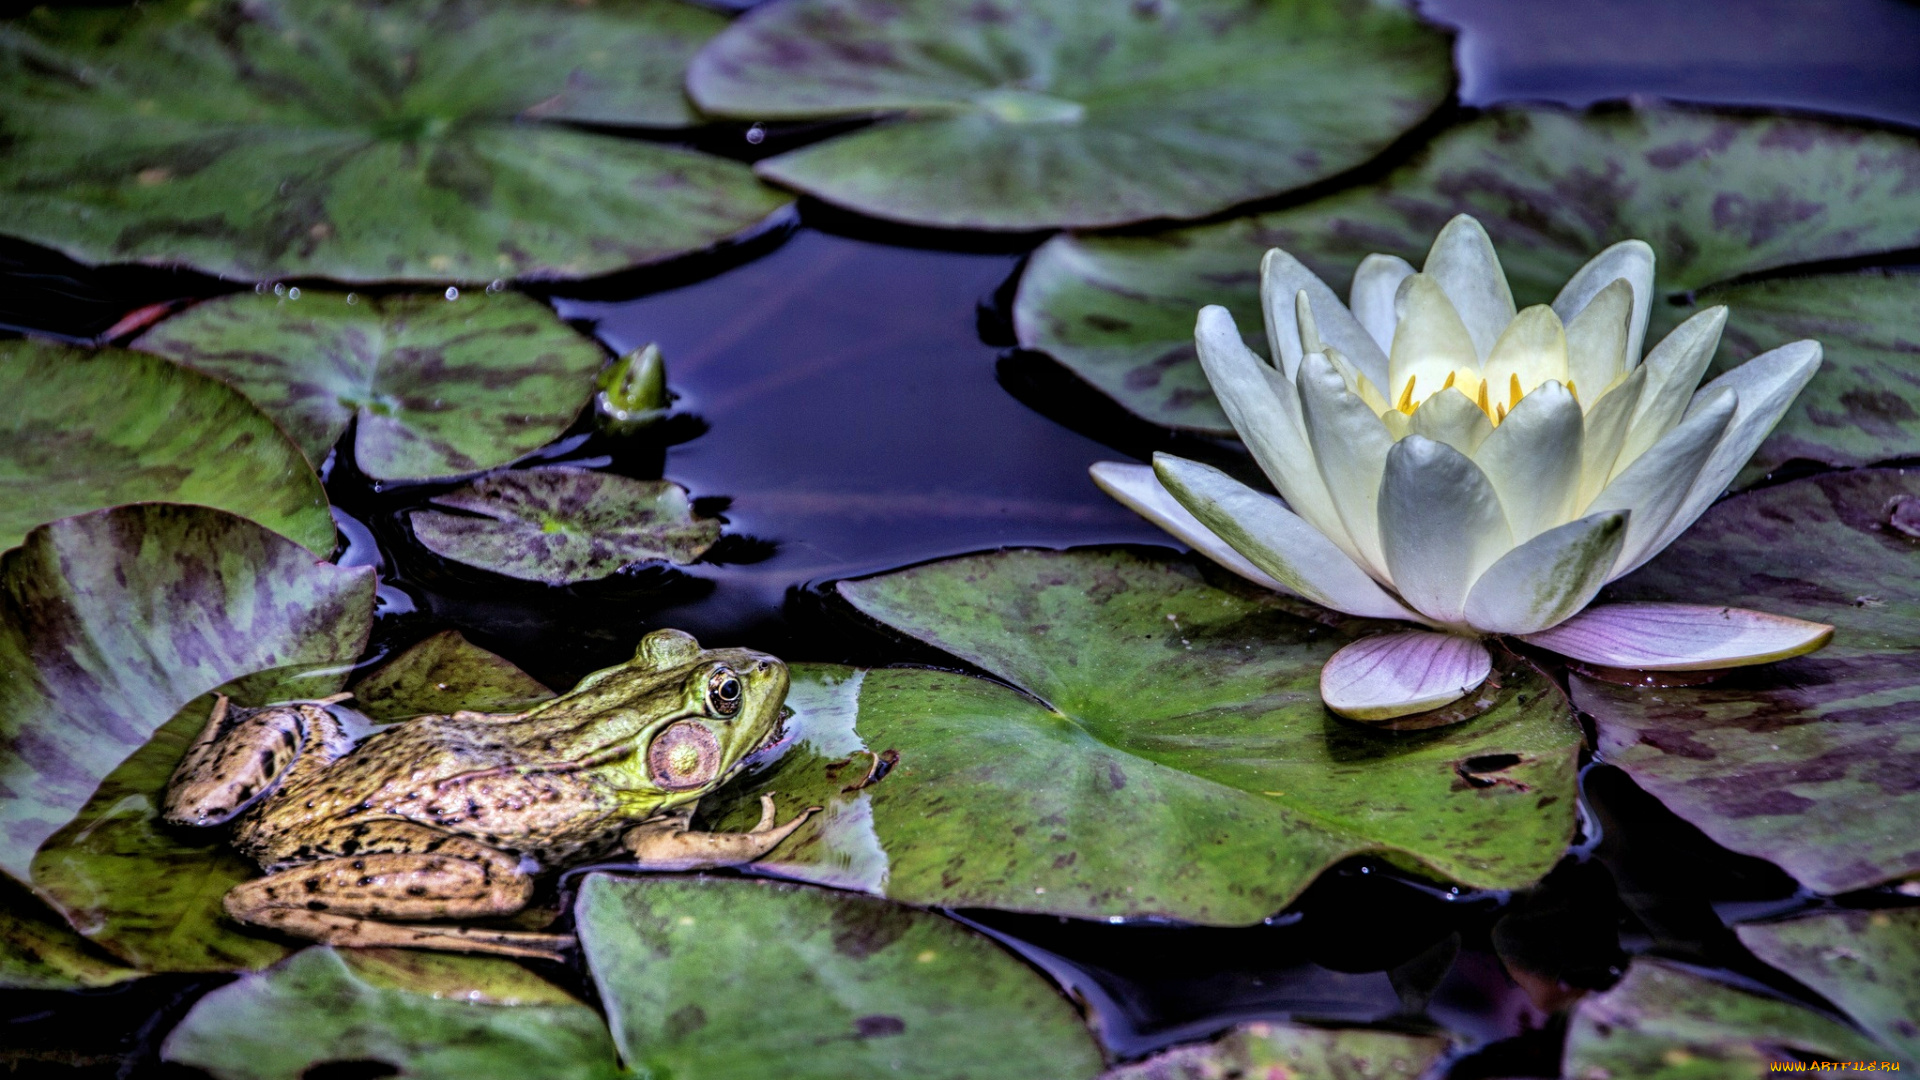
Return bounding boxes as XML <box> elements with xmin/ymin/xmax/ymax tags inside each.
<box><xmin>444</xmin><ymin>286</ymin><xmax>460</xmax><ymax>301</ymax></box>
<box><xmin>346</xmin><ymin>293</ymin><xmax>357</xmax><ymax>305</ymax></box>
<box><xmin>287</xmin><ymin>286</ymin><xmax>301</xmax><ymax>300</ymax></box>
<box><xmin>272</xmin><ymin>282</ymin><xmax>286</xmax><ymax>297</ymax></box>
<box><xmin>745</xmin><ymin>123</ymin><xmax>766</xmax><ymax>145</ymax></box>
<box><xmin>486</xmin><ymin>279</ymin><xmax>504</xmax><ymax>293</ymax></box>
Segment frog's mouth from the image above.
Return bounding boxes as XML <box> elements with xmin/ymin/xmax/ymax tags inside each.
<box><xmin>741</xmin><ymin>706</ymin><xmax>794</xmax><ymax>760</ymax></box>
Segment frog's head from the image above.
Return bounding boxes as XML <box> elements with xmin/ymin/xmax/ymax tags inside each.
<box><xmin>527</xmin><ymin>629</ymin><xmax>789</xmax><ymax>807</ymax></box>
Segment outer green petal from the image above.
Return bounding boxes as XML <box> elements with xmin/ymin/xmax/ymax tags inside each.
<box><xmin>1377</xmin><ymin>435</ymin><xmax>1513</xmax><ymax>625</ymax></box>
<box><xmin>1463</xmin><ymin>512</ymin><xmax>1627</xmax><ymax>635</ymax></box>
<box><xmin>1089</xmin><ymin>461</ymin><xmax>1286</xmax><ymax>593</ymax></box>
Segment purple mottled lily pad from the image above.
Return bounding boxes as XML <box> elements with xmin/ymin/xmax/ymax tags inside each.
<box><xmin>1015</xmin><ymin>105</ymin><xmax>1920</xmax><ymax>433</ymax></box>
<box><xmin>688</xmin><ymin>0</ymin><xmax>1451</xmax><ymax>230</ymax></box>
<box><xmin>410</xmin><ymin>467</ymin><xmax>721</xmax><ymax>585</ymax></box>
<box><xmin>1572</xmin><ymin>468</ymin><xmax>1920</xmax><ymax>895</ymax></box>
<box><xmin>136</xmin><ymin>291</ymin><xmax>605</xmax><ymax>482</ymax></box>
<box><xmin>0</xmin><ymin>505</ymin><xmax>374</xmax><ymax>887</ymax></box>
<box><xmin>0</xmin><ymin>0</ymin><xmax>786</xmax><ymax>283</ymax></box>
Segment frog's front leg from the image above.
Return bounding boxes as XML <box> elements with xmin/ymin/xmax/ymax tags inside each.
<box><xmin>223</xmin><ymin>824</ymin><xmax>567</xmax><ymax>961</ymax></box>
<box><xmin>622</xmin><ymin>794</ymin><xmax>820</xmax><ymax>871</ymax></box>
<box><xmin>162</xmin><ymin>694</ymin><xmax>354</xmax><ymax>827</ymax></box>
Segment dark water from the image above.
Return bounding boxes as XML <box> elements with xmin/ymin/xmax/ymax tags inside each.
<box><xmin>8</xmin><ymin>0</ymin><xmax>1920</xmax><ymax>1075</ymax></box>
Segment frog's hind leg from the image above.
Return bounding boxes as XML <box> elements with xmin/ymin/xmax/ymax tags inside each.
<box><xmin>622</xmin><ymin>794</ymin><xmax>820</xmax><ymax>871</ymax></box>
<box><xmin>223</xmin><ymin>824</ymin><xmax>567</xmax><ymax>961</ymax></box>
<box><xmin>162</xmin><ymin>695</ymin><xmax>355</xmax><ymax>828</ymax></box>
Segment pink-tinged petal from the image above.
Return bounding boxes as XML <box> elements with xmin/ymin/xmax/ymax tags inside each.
<box><xmin>1521</xmin><ymin>602</ymin><xmax>1835</xmax><ymax>671</ymax></box>
<box><xmin>1320</xmin><ymin>631</ymin><xmax>1493</xmax><ymax>721</ymax></box>
<box><xmin>1089</xmin><ymin>461</ymin><xmax>1286</xmax><ymax>593</ymax></box>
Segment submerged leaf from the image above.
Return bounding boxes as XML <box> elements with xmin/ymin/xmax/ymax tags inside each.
<box><xmin>0</xmin><ymin>0</ymin><xmax>787</xmax><ymax>282</ymax></box>
<box><xmin>410</xmin><ymin>466</ymin><xmax>721</xmax><ymax>584</ymax></box>
<box><xmin>135</xmin><ymin>291</ymin><xmax>605</xmax><ymax>481</ymax></box>
<box><xmin>163</xmin><ymin>947</ymin><xmax>622</xmax><ymax>1080</ymax></box>
<box><xmin>1573</xmin><ymin>469</ymin><xmax>1920</xmax><ymax>895</ymax></box>
<box><xmin>688</xmin><ymin>0</ymin><xmax>1451</xmax><ymax>229</ymax></box>
<box><xmin>1737</xmin><ymin>908</ymin><xmax>1920</xmax><ymax>1060</ymax></box>
<box><xmin>1104</xmin><ymin>1021</ymin><xmax>1448</xmax><ymax>1080</ymax></box>
<box><xmin>0</xmin><ymin>505</ymin><xmax>374</xmax><ymax>887</ymax></box>
<box><xmin>576</xmin><ymin>874</ymin><xmax>1104</xmax><ymax>1080</ymax></box>
<box><xmin>0</xmin><ymin>339</ymin><xmax>332</xmax><ymax>556</ymax></box>
<box><xmin>705</xmin><ymin>549</ymin><xmax>1581</xmax><ymax>923</ymax></box>
<box><xmin>350</xmin><ymin>630</ymin><xmax>553</xmax><ymax>722</ymax></box>
<box><xmin>1015</xmin><ymin>106</ymin><xmax>1920</xmax><ymax>431</ymax></box>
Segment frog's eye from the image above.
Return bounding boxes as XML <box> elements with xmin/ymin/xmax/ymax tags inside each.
<box><xmin>647</xmin><ymin>721</ymin><xmax>721</xmax><ymax>791</ymax></box>
<box><xmin>707</xmin><ymin>668</ymin><xmax>742</xmax><ymax>717</ymax></box>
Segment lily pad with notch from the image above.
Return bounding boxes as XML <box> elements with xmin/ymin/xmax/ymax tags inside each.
<box><xmin>409</xmin><ymin>466</ymin><xmax>722</xmax><ymax>585</ymax></box>
<box><xmin>134</xmin><ymin>290</ymin><xmax>606</xmax><ymax>481</ymax></box>
<box><xmin>1015</xmin><ymin>105</ymin><xmax>1920</xmax><ymax>433</ymax></box>
<box><xmin>0</xmin><ymin>504</ymin><xmax>375</xmax><ymax>888</ymax></box>
<box><xmin>575</xmin><ymin>874</ymin><xmax>1104</xmax><ymax>1080</ymax></box>
<box><xmin>1102</xmin><ymin>1020</ymin><xmax>1448</xmax><ymax>1080</ymax></box>
<box><xmin>0</xmin><ymin>338</ymin><xmax>333</xmax><ymax>556</ymax></box>
<box><xmin>1571</xmin><ymin>468</ymin><xmax>1920</xmax><ymax>895</ymax></box>
<box><xmin>702</xmin><ymin>548</ymin><xmax>1583</xmax><ymax>923</ymax></box>
<box><xmin>0</xmin><ymin>0</ymin><xmax>788</xmax><ymax>283</ymax></box>
<box><xmin>687</xmin><ymin>0</ymin><xmax>1453</xmax><ymax>230</ymax></box>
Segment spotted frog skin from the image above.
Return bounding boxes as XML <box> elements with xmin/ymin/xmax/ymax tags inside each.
<box><xmin>162</xmin><ymin>629</ymin><xmax>814</xmax><ymax>959</ymax></box>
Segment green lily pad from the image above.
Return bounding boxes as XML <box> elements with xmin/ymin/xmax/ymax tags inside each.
<box><xmin>575</xmin><ymin>874</ymin><xmax>1104</xmax><ymax>1080</ymax></box>
<box><xmin>0</xmin><ymin>504</ymin><xmax>375</xmax><ymax>887</ymax></box>
<box><xmin>687</xmin><ymin>0</ymin><xmax>1452</xmax><ymax>230</ymax></box>
<box><xmin>1103</xmin><ymin>1021</ymin><xmax>1448</xmax><ymax>1080</ymax></box>
<box><xmin>1689</xmin><ymin>269</ymin><xmax>1920</xmax><ymax>484</ymax></box>
<box><xmin>134</xmin><ymin>291</ymin><xmax>605</xmax><ymax>481</ymax></box>
<box><xmin>1737</xmin><ymin>908</ymin><xmax>1920</xmax><ymax>1060</ymax></box>
<box><xmin>28</xmin><ymin>666</ymin><xmax>351</xmax><ymax>974</ymax></box>
<box><xmin>409</xmin><ymin>466</ymin><xmax>721</xmax><ymax>584</ymax></box>
<box><xmin>0</xmin><ymin>875</ymin><xmax>136</xmax><ymax>990</ymax></box>
<box><xmin>163</xmin><ymin>946</ymin><xmax>624</xmax><ymax>1080</ymax></box>
<box><xmin>0</xmin><ymin>338</ymin><xmax>332</xmax><ymax>556</ymax></box>
<box><xmin>1571</xmin><ymin>468</ymin><xmax>1920</xmax><ymax>895</ymax></box>
<box><xmin>1563</xmin><ymin>959</ymin><xmax>1891</xmax><ymax>1079</ymax></box>
<box><xmin>0</xmin><ymin>0</ymin><xmax>787</xmax><ymax>283</ymax></box>
<box><xmin>1014</xmin><ymin>105</ymin><xmax>1920</xmax><ymax>432</ymax></box>
<box><xmin>703</xmin><ymin>548</ymin><xmax>1581</xmax><ymax>923</ymax></box>
<box><xmin>350</xmin><ymin>630</ymin><xmax>553</xmax><ymax>722</ymax></box>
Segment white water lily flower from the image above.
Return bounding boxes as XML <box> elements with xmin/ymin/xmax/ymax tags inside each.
<box><xmin>1093</xmin><ymin>214</ymin><xmax>1834</xmax><ymax>721</ymax></box>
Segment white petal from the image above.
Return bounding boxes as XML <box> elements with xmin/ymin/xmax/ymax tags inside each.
<box><xmin>1422</xmin><ymin>215</ymin><xmax>1516</xmax><ymax>360</ymax></box>
<box><xmin>1482</xmin><ymin>305</ymin><xmax>1571</xmax><ymax>407</ymax></box>
<box><xmin>1575</xmin><ymin>365</ymin><xmax>1647</xmax><ymax>510</ymax></box>
<box><xmin>1350</xmin><ymin>253</ymin><xmax>1415</xmax><ymax>357</ymax></box>
<box><xmin>1194</xmin><ymin>307</ymin><xmax>1352</xmax><ymax>553</ymax></box>
<box><xmin>1462</xmin><ymin>512</ymin><xmax>1627</xmax><ymax>635</ymax></box>
<box><xmin>1588</xmin><ymin>387</ymin><xmax>1736</xmax><ymax>577</ymax></box>
<box><xmin>1387</xmin><ymin>274</ymin><xmax>1480</xmax><ymax>407</ymax></box>
<box><xmin>1090</xmin><ymin>461</ymin><xmax>1287</xmax><ymax>593</ymax></box>
<box><xmin>1320</xmin><ymin>631</ymin><xmax>1492</xmax><ymax>721</ymax></box>
<box><xmin>1259</xmin><ymin>249</ymin><xmax>1390</xmax><ymax>387</ymax></box>
<box><xmin>1633</xmin><ymin>339</ymin><xmax>1824</xmax><ymax>570</ymax></box>
<box><xmin>1378</xmin><ymin>435</ymin><xmax>1514</xmax><ymax>625</ymax></box>
<box><xmin>1552</xmin><ymin>239</ymin><xmax>1655</xmax><ymax>367</ymax></box>
<box><xmin>1617</xmin><ymin>306</ymin><xmax>1727</xmax><ymax>475</ymax></box>
<box><xmin>1472</xmin><ymin>381</ymin><xmax>1583</xmax><ymax>541</ymax></box>
<box><xmin>1297</xmin><ymin>353</ymin><xmax>1397</xmax><ymax>579</ymax></box>
<box><xmin>1151</xmin><ymin>455</ymin><xmax>1426</xmax><ymax>623</ymax></box>
<box><xmin>1564</xmin><ymin>278</ymin><xmax>1633</xmax><ymax>397</ymax></box>
<box><xmin>1522</xmin><ymin>603</ymin><xmax>1833</xmax><ymax>670</ymax></box>
<box><xmin>1408</xmin><ymin>387</ymin><xmax>1494</xmax><ymax>457</ymax></box>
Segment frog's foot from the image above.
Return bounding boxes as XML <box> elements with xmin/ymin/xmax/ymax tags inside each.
<box><xmin>621</xmin><ymin>794</ymin><xmax>820</xmax><ymax>871</ymax></box>
<box><xmin>224</xmin><ymin>835</ymin><xmax>565</xmax><ymax>960</ymax></box>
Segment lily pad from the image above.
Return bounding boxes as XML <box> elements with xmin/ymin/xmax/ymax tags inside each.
<box><xmin>1563</xmin><ymin>959</ymin><xmax>1890</xmax><ymax>1079</ymax></box>
<box><xmin>704</xmin><ymin>548</ymin><xmax>1581</xmax><ymax>923</ymax></box>
<box><xmin>1103</xmin><ymin>1021</ymin><xmax>1448</xmax><ymax>1080</ymax></box>
<box><xmin>1014</xmin><ymin>105</ymin><xmax>1920</xmax><ymax>431</ymax></box>
<box><xmin>1690</xmin><ymin>269</ymin><xmax>1920</xmax><ymax>483</ymax></box>
<box><xmin>0</xmin><ymin>875</ymin><xmax>136</xmax><ymax>990</ymax></box>
<box><xmin>163</xmin><ymin>946</ymin><xmax>624</xmax><ymax>1080</ymax></box>
<box><xmin>0</xmin><ymin>338</ymin><xmax>333</xmax><ymax>556</ymax></box>
<box><xmin>687</xmin><ymin>0</ymin><xmax>1452</xmax><ymax>230</ymax></box>
<box><xmin>0</xmin><ymin>0</ymin><xmax>788</xmax><ymax>283</ymax></box>
<box><xmin>575</xmin><ymin>874</ymin><xmax>1104</xmax><ymax>1080</ymax></box>
<box><xmin>1737</xmin><ymin>908</ymin><xmax>1920</xmax><ymax>1059</ymax></box>
<box><xmin>409</xmin><ymin>466</ymin><xmax>721</xmax><ymax>584</ymax></box>
<box><xmin>350</xmin><ymin>630</ymin><xmax>553</xmax><ymax>722</ymax></box>
<box><xmin>134</xmin><ymin>291</ymin><xmax>605</xmax><ymax>481</ymax></box>
<box><xmin>0</xmin><ymin>504</ymin><xmax>375</xmax><ymax>886</ymax></box>
<box><xmin>1571</xmin><ymin>468</ymin><xmax>1920</xmax><ymax>895</ymax></box>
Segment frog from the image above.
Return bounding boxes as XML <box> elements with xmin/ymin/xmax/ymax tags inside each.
<box><xmin>161</xmin><ymin>629</ymin><xmax>816</xmax><ymax>959</ymax></box>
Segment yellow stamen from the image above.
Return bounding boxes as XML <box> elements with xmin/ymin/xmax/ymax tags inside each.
<box><xmin>1566</xmin><ymin>379</ymin><xmax>1579</xmax><ymax>404</ymax></box>
<box><xmin>1509</xmin><ymin>373</ymin><xmax>1523</xmax><ymax>410</ymax></box>
<box><xmin>1495</xmin><ymin>401</ymin><xmax>1508</xmax><ymax>423</ymax></box>
<box><xmin>1442</xmin><ymin>371</ymin><xmax>1456</xmax><ymax>391</ymax></box>
<box><xmin>1476</xmin><ymin>380</ymin><xmax>1491</xmax><ymax>418</ymax></box>
<box><xmin>1396</xmin><ymin>375</ymin><xmax>1416</xmax><ymax>415</ymax></box>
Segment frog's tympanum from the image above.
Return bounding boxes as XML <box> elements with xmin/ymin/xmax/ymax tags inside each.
<box><xmin>162</xmin><ymin>630</ymin><xmax>814</xmax><ymax>959</ymax></box>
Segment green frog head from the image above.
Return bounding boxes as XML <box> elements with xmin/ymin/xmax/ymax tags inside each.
<box><xmin>519</xmin><ymin>628</ymin><xmax>790</xmax><ymax>808</ymax></box>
